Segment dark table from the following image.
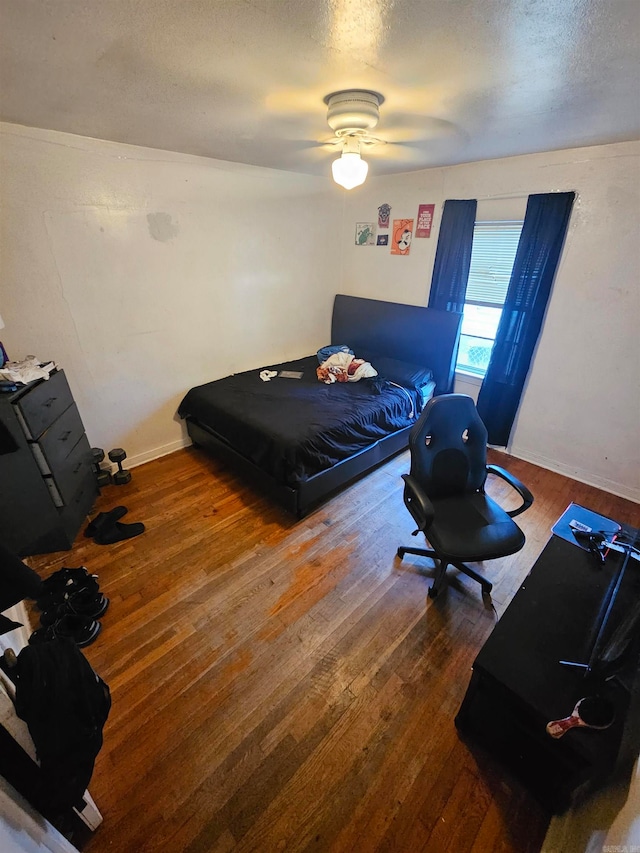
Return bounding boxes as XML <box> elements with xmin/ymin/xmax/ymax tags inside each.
<box><xmin>455</xmin><ymin>523</ymin><xmax>640</xmax><ymax>813</ymax></box>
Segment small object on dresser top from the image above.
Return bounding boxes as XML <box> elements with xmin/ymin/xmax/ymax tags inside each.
<box><xmin>0</xmin><ymin>357</ymin><xmax>57</xmax><ymax>385</ymax></box>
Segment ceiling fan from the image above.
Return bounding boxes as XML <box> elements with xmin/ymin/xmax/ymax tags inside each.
<box><xmin>323</xmin><ymin>89</ymin><xmax>386</xmax><ymax>189</ymax></box>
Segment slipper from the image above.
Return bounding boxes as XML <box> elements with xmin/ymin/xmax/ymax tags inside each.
<box><xmin>29</xmin><ymin>614</ymin><xmax>102</xmax><ymax>648</ymax></box>
<box><xmin>95</xmin><ymin>520</ymin><xmax>145</xmax><ymax>545</ymax></box>
<box><xmin>84</xmin><ymin>506</ymin><xmax>128</xmax><ymax>538</ymax></box>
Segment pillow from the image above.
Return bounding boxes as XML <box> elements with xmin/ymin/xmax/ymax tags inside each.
<box><xmin>364</xmin><ymin>355</ymin><xmax>433</xmax><ymax>392</ymax></box>
<box><xmin>317</xmin><ymin>344</ymin><xmax>354</xmax><ymax>364</ymax></box>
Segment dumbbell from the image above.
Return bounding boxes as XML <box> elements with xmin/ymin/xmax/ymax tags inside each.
<box><xmin>91</xmin><ymin>447</ymin><xmax>112</xmax><ymax>488</ymax></box>
<box><xmin>108</xmin><ymin>447</ymin><xmax>132</xmax><ymax>485</ymax></box>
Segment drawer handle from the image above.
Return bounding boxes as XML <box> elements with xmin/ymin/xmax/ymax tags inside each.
<box><xmin>59</xmin><ymin>430</ymin><xmax>72</xmax><ymax>442</ymax></box>
<box><xmin>43</xmin><ymin>397</ymin><xmax>57</xmax><ymax>408</ymax></box>
<box><xmin>73</xmin><ymin>462</ymin><xmax>83</xmax><ymax>474</ymax></box>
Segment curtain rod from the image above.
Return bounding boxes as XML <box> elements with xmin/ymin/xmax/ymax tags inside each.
<box><xmin>464</xmin><ymin>190</ymin><xmax>579</xmax><ymax>202</ymax></box>
<box><xmin>474</xmin><ymin>192</ymin><xmax>528</xmax><ymax>201</ymax></box>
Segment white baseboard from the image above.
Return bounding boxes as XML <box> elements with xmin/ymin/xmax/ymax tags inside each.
<box><xmin>103</xmin><ymin>437</ymin><xmax>191</xmax><ymax>473</ymax></box>
<box><xmin>509</xmin><ymin>447</ymin><xmax>640</xmax><ymax>504</ymax></box>
<box><xmin>101</xmin><ymin>436</ymin><xmax>639</xmax><ymax>505</ymax></box>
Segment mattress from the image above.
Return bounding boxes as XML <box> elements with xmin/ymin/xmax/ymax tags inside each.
<box><xmin>178</xmin><ymin>355</ymin><xmax>433</xmax><ymax>486</ymax></box>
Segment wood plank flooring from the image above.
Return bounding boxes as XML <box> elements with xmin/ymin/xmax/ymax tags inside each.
<box><xmin>27</xmin><ymin>447</ymin><xmax>640</xmax><ymax>853</ymax></box>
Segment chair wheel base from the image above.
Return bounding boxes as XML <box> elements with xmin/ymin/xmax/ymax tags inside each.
<box><xmin>428</xmin><ymin>584</ymin><xmax>439</xmax><ymax>599</ymax></box>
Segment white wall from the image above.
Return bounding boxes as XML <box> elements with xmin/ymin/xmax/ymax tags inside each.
<box><xmin>1</xmin><ymin>124</ymin><xmax>638</xmax><ymax>500</ymax></box>
<box><xmin>0</xmin><ymin>777</ymin><xmax>80</xmax><ymax>853</ymax></box>
<box><xmin>340</xmin><ymin>142</ymin><xmax>640</xmax><ymax>501</ymax></box>
<box><xmin>0</xmin><ymin>123</ymin><xmax>342</xmax><ymax>465</ymax></box>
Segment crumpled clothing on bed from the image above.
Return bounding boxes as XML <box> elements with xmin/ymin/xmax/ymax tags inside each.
<box><xmin>316</xmin><ymin>351</ymin><xmax>378</xmax><ymax>384</ymax></box>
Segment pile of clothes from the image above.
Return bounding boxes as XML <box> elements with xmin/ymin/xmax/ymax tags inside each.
<box><xmin>315</xmin><ymin>345</ymin><xmax>378</xmax><ymax>384</ymax></box>
<box><xmin>0</xmin><ymin>356</ymin><xmax>56</xmax><ymax>385</ymax></box>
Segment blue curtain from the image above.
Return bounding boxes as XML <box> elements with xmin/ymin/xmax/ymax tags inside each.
<box><xmin>476</xmin><ymin>191</ymin><xmax>575</xmax><ymax>446</ymax></box>
<box><xmin>428</xmin><ymin>199</ymin><xmax>477</xmax><ymax>313</ymax></box>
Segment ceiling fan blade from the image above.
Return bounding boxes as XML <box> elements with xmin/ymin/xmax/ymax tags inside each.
<box><xmin>381</xmin><ymin>113</ymin><xmax>461</xmax><ymax>144</ymax></box>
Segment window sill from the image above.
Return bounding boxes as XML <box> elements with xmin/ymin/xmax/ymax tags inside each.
<box><xmin>454</xmin><ymin>369</ymin><xmax>484</xmax><ymax>386</ymax></box>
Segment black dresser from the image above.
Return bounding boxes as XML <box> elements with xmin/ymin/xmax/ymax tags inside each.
<box><xmin>0</xmin><ymin>370</ymin><xmax>97</xmax><ymax>556</ymax></box>
<box><xmin>455</xmin><ymin>528</ymin><xmax>640</xmax><ymax>813</ymax></box>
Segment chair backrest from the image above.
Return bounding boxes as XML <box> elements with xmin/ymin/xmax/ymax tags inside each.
<box><xmin>408</xmin><ymin>394</ymin><xmax>489</xmax><ymax>498</ymax></box>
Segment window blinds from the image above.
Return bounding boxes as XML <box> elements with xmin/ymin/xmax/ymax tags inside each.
<box><xmin>466</xmin><ymin>221</ymin><xmax>523</xmax><ymax>307</ymax></box>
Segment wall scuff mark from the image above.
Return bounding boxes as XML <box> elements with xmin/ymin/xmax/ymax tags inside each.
<box><xmin>147</xmin><ymin>212</ymin><xmax>179</xmax><ymax>242</ymax></box>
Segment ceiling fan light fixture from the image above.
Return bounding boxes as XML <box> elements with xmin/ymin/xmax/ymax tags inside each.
<box><xmin>332</xmin><ymin>150</ymin><xmax>369</xmax><ymax>190</ymax></box>
<box><xmin>324</xmin><ymin>90</ymin><xmax>383</xmax><ymax>189</ymax></box>
<box><xmin>324</xmin><ymin>90</ymin><xmax>384</xmax><ymax>134</ymax></box>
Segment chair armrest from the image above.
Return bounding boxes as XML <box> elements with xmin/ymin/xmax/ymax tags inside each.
<box><xmin>401</xmin><ymin>474</ymin><xmax>435</xmax><ymax>532</ymax></box>
<box><xmin>486</xmin><ymin>464</ymin><xmax>534</xmax><ymax>518</ymax></box>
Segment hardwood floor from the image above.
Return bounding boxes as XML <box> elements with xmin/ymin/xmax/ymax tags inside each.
<box><xmin>28</xmin><ymin>447</ymin><xmax>640</xmax><ymax>853</ymax></box>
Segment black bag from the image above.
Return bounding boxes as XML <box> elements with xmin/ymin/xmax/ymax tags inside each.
<box><xmin>13</xmin><ymin>637</ymin><xmax>111</xmax><ymax>817</ymax></box>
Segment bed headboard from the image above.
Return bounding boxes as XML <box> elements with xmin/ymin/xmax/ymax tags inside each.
<box><xmin>331</xmin><ymin>294</ymin><xmax>462</xmax><ymax>395</ymax></box>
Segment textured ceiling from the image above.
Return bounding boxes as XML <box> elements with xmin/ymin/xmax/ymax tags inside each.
<box><xmin>1</xmin><ymin>0</ymin><xmax>639</xmax><ymax>179</ymax></box>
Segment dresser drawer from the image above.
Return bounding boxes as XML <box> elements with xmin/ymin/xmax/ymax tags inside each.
<box><xmin>38</xmin><ymin>403</ymin><xmax>86</xmax><ymax>472</ymax></box>
<box><xmin>49</xmin><ymin>433</ymin><xmax>93</xmax><ymax>505</ymax></box>
<box><xmin>16</xmin><ymin>371</ymin><xmax>73</xmax><ymax>439</ymax></box>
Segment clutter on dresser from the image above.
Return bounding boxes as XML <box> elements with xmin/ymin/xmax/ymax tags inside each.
<box><xmin>0</xmin><ymin>356</ymin><xmax>57</xmax><ymax>385</ymax></box>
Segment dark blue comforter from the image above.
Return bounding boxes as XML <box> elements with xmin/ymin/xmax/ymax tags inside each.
<box><xmin>178</xmin><ymin>355</ymin><xmax>422</xmax><ymax>485</ymax></box>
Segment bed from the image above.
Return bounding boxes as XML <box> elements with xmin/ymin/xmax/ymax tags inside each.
<box><xmin>178</xmin><ymin>294</ymin><xmax>462</xmax><ymax>517</ymax></box>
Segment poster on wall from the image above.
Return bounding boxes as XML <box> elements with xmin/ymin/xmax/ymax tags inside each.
<box><xmin>390</xmin><ymin>219</ymin><xmax>414</xmax><ymax>255</ymax></box>
<box><xmin>355</xmin><ymin>223</ymin><xmax>376</xmax><ymax>245</ymax></box>
<box><xmin>415</xmin><ymin>203</ymin><xmax>435</xmax><ymax>238</ymax></box>
<box><xmin>378</xmin><ymin>203</ymin><xmax>391</xmax><ymax>229</ymax></box>
<box><xmin>377</xmin><ymin>234</ymin><xmax>388</xmax><ymax>246</ymax></box>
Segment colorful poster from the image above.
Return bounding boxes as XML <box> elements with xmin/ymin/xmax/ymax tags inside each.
<box><xmin>390</xmin><ymin>219</ymin><xmax>414</xmax><ymax>255</ymax></box>
<box><xmin>377</xmin><ymin>234</ymin><xmax>388</xmax><ymax>246</ymax></box>
<box><xmin>378</xmin><ymin>203</ymin><xmax>391</xmax><ymax>229</ymax></box>
<box><xmin>355</xmin><ymin>222</ymin><xmax>376</xmax><ymax>245</ymax></box>
<box><xmin>415</xmin><ymin>203</ymin><xmax>435</xmax><ymax>238</ymax></box>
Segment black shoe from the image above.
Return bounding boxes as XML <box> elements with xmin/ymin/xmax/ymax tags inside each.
<box><xmin>29</xmin><ymin>614</ymin><xmax>102</xmax><ymax>648</ymax></box>
<box><xmin>40</xmin><ymin>590</ymin><xmax>109</xmax><ymax>626</ymax></box>
<box><xmin>40</xmin><ymin>566</ymin><xmax>95</xmax><ymax>595</ymax></box>
<box><xmin>37</xmin><ymin>572</ymin><xmax>100</xmax><ymax>611</ymax></box>
<box><xmin>84</xmin><ymin>506</ymin><xmax>128</xmax><ymax>538</ymax></box>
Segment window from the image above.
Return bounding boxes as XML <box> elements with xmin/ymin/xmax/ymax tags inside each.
<box><xmin>456</xmin><ymin>220</ymin><xmax>523</xmax><ymax>377</ymax></box>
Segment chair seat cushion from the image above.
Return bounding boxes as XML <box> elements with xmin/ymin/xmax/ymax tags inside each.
<box><xmin>427</xmin><ymin>493</ymin><xmax>525</xmax><ymax>561</ymax></box>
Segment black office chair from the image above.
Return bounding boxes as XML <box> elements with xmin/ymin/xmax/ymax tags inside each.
<box><xmin>397</xmin><ymin>394</ymin><xmax>533</xmax><ymax>599</ymax></box>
